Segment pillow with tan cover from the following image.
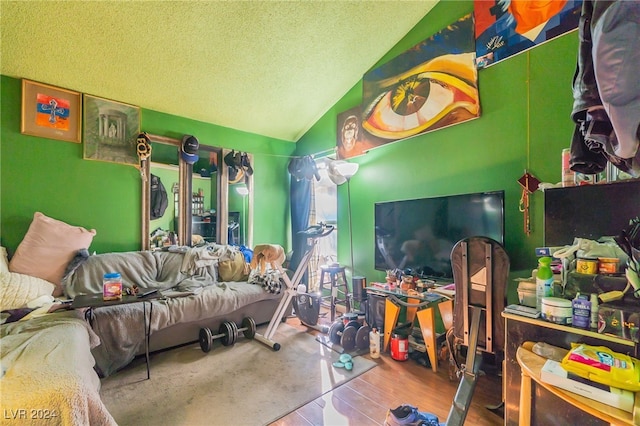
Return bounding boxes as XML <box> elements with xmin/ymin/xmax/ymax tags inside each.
<box><xmin>0</xmin><ymin>271</ymin><xmax>55</xmax><ymax>310</ymax></box>
<box><xmin>217</xmin><ymin>251</ymin><xmax>249</xmax><ymax>282</ymax></box>
<box><xmin>8</xmin><ymin>212</ymin><xmax>96</xmax><ymax>297</ymax></box>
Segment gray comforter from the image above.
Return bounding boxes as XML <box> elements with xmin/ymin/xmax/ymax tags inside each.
<box><xmin>63</xmin><ymin>250</ymin><xmax>220</xmax><ymax>298</ymax></box>
<box><xmin>62</xmin><ymin>250</ymin><xmax>280</xmax><ymax>376</ymax></box>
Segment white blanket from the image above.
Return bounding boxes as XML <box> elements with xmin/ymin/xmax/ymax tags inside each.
<box><xmin>0</xmin><ymin>311</ymin><xmax>116</xmax><ymax>425</ymax></box>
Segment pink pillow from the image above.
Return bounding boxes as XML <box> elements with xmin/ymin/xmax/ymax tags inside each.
<box><xmin>9</xmin><ymin>212</ymin><xmax>96</xmax><ymax>296</ymax></box>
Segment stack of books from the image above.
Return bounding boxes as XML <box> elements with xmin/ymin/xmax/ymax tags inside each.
<box><xmin>540</xmin><ymin>359</ymin><xmax>635</xmax><ymax>413</ymax></box>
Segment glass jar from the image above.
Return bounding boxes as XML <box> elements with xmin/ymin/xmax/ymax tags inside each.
<box><xmin>103</xmin><ymin>272</ymin><xmax>123</xmax><ymax>301</ymax></box>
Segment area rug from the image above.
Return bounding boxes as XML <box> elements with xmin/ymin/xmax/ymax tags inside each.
<box><xmin>100</xmin><ymin>323</ymin><xmax>377</xmax><ymax>425</ymax></box>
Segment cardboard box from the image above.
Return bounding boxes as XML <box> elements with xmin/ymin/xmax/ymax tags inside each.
<box><xmin>598</xmin><ymin>301</ymin><xmax>640</xmax><ymax>343</ymax></box>
<box><xmin>540</xmin><ymin>359</ymin><xmax>635</xmax><ymax>413</ymax></box>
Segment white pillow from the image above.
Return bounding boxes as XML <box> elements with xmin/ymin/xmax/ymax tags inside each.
<box><xmin>9</xmin><ymin>212</ymin><xmax>96</xmax><ymax>297</ymax></box>
<box><xmin>0</xmin><ymin>271</ymin><xmax>55</xmax><ymax>311</ymax></box>
<box><xmin>0</xmin><ymin>247</ymin><xmax>8</xmax><ymax>274</ymax></box>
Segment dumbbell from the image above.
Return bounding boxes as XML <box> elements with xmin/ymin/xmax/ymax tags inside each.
<box><xmin>328</xmin><ymin>320</ymin><xmax>370</xmax><ymax>352</ymax></box>
<box><xmin>199</xmin><ymin>317</ymin><xmax>257</xmax><ymax>353</ymax></box>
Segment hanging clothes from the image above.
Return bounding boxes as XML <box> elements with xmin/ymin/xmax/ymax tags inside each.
<box><xmin>570</xmin><ymin>1</ymin><xmax>640</xmax><ymax>177</ymax></box>
<box><xmin>150</xmin><ymin>174</ymin><xmax>168</xmax><ymax>220</ymax></box>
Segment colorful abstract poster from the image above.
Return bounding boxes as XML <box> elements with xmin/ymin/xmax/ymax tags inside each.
<box><xmin>35</xmin><ymin>93</ymin><xmax>70</xmax><ymax>130</ymax></box>
<box><xmin>362</xmin><ymin>13</ymin><xmax>479</xmax><ymax>144</ymax></box>
<box><xmin>336</xmin><ymin>106</ymin><xmax>386</xmax><ymax>160</ymax></box>
<box><xmin>475</xmin><ymin>0</ymin><xmax>582</xmax><ymax>69</ymax></box>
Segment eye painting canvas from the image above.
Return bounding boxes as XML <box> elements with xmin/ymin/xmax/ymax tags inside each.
<box><xmin>336</xmin><ymin>106</ymin><xmax>386</xmax><ymax>160</ymax></box>
<box><xmin>361</xmin><ymin>13</ymin><xmax>479</xmax><ymax>143</ymax></box>
<box><xmin>474</xmin><ymin>0</ymin><xmax>582</xmax><ymax>69</ymax></box>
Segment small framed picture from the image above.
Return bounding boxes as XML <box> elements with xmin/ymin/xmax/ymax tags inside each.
<box><xmin>83</xmin><ymin>94</ymin><xmax>141</xmax><ymax>166</ymax></box>
<box><xmin>21</xmin><ymin>79</ymin><xmax>82</xmax><ymax>143</ymax></box>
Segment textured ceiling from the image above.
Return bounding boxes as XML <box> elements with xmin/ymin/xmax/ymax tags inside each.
<box><xmin>1</xmin><ymin>1</ymin><xmax>438</xmax><ymax>142</ymax></box>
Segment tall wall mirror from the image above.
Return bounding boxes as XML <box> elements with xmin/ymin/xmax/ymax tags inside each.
<box><xmin>221</xmin><ymin>148</ymin><xmax>254</xmax><ymax>249</ymax></box>
<box><xmin>141</xmin><ymin>134</ymin><xmax>181</xmax><ymax>249</ymax></box>
<box><xmin>186</xmin><ymin>144</ymin><xmax>223</xmax><ymax>245</ymax></box>
<box><xmin>141</xmin><ymin>135</ymin><xmax>253</xmax><ymax>250</ymax></box>
<box><xmin>141</xmin><ymin>134</ymin><xmax>223</xmax><ymax>249</ymax></box>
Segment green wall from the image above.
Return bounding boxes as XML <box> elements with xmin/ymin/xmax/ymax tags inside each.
<box><xmin>296</xmin><ymin>1</ymin><xmax>578</xmax><ymax>286</ymax></box>
<box><xmin>1</xmin><ymin>75</ymin><xmax>295</xmax><ymax>256</ymax></box>
<box><xmin>1</xmin><ymin>0</ymin><xmax>581</xmax><ymax>293</ymax></box>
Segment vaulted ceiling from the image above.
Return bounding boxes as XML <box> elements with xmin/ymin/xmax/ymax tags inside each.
<box><xmin>1</xmin><ymin>1</ymin><xmax>439</xmax><ymax>142</ymax></box>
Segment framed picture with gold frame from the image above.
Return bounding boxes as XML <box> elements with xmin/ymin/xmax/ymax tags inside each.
<box><xmin>21</xmin><ymin>79</ymin><xmax>82</xmax><ymax>143</ymax></box>
<box><xmin>82</xmin><ymin>94</ymin><xmax>140</xmax><ymax>166</ymax></box>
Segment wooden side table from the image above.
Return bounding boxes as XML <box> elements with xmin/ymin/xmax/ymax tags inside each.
<box><xmin>516</xmin><ymin>346</ymin><xmax>640</xmax><ymax>425</ymax></box>
<box><xmin>503</xmin><ymin>312</ymin><xmax>638</xmax><ymax>425</ymax></box>
<box><xmin>72</xmin><ymin>292</ymin><xmax>162</xmax><ymax>379</ymax></box>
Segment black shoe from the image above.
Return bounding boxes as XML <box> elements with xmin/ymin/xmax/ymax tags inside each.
<box><xmin>224</xmin><ymin>150</ymin><xmax>237</xmax><ymax>168</ymax></box>
<box><xmin>241</xmin><ymin>152</ymin><xmax>253</xmax><ymax>176</ymax></box>
<box><xmin>384</xmin><ymin>405</ymin><xmax>442</xmax><ymax>426</ymax></box>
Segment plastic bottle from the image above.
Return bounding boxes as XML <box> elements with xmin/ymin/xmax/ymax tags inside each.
<box><xmin>590</xmin><ymin>293</ymin><xmax>599</xmax><ymax>329</ymax></box>
<box><xmin>536</xmin><ymin>257</ymin><xmax>554</xmax><ymax>311</ymax></box>
<box><xmin>572</xmin><ymin>292</ymin><xmax>591</xmax><ymax>329</ymax></box>
<box><xmin>369</xmin><ymin>328</ymin><xmax>380</xmax><ymax>359</ymax></box>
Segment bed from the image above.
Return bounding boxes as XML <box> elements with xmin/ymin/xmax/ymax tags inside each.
<box><xmin>1</xmin><ymin>311</ymin><xmax>117</xmax><ymax>425</ymax></box>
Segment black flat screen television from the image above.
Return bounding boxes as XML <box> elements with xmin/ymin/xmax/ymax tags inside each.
<box><xmin>544</xmin><ymin>179</ymin><xmax>640</xmax><ymax>246</ymax></box>
<box><xmin>374</xmin><ymin>191</ymin><xmax>505</xmax><ymax>279</ymax></box>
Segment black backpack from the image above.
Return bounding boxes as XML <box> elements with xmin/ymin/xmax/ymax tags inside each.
<box><xmin>150</xmin><ymin>174</ymin><xmax>168</xmax><ymax>220</ymax></box>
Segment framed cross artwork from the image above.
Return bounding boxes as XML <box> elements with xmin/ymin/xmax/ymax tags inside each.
<box><xmin>21</xmin><ymin>79</ymin><xmax>82</xmax><ymax>143</ymax></box>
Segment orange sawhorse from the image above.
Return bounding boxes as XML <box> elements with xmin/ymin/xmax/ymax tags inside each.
<box><xmin>383</xmin><ymin>295</ymin><xmax>453</xmax><ymax>373</ymax></box>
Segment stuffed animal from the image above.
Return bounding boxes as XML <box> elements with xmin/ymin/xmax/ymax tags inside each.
<box><xmin>250</xmin><ymin>244</ymin><xmax>285</xmax><ymax>274</ymax></box>
<box><xmin>191</xmin><ymin>234</ymin><xmax>205</xmax><ymax>246</ymax></box>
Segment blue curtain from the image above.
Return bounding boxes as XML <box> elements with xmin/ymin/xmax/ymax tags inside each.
<box><xmin>289</xmin><ymin>177</ymin><xmax>311</xmax><ymax>275</ymax></box>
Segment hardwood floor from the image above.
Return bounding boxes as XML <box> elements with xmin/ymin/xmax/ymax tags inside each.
<box><xmin>270</xmin><ymin>315</ymin><xmax>504</xmax><ymax>426</ymax></box>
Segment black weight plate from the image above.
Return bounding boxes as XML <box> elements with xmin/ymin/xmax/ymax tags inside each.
<box><xmin>199</xmin><ymin>327</ymin><xmax>213</xmax><ymax>353</ymax></box>
<box><xmin>345</xmin><ymin>320</ymin><xmax>360</xmax><ymax>330</ymax></box>
<box><xmin>229</xmin><ymin>321</ymin><xmax>238</xmax><ymax>346</ymax></box>
<box><xmin>343</xmin><ymin>312</ymin><xmax>358</xmax><ymax>322</ymax></box>
<box><xmin>341</xmin><ymin>325</ymin><xmax>357</xmax><ymax>351</ymax></box>
<box><xmin>242</xmin><ymin>317</ymin><xmax>256</xmax><ymax>339</ymax></box>
<box><xmin>220</xmin><ymin>321</ymin><xmax>236</xmax><ymax>346</ymax></box>
<box><xmin>328</xmin><ymin>321</ymin><xmax>344</xmax><ymax>344</ymax></box>
<box><xmin>355</xmin><ymin>325</ymin><xmax>370</xmax><ymax>350</ymax></box>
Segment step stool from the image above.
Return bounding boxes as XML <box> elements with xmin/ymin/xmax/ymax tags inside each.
<box><xmin>319</xmin><ymin>264</ymin><xmax>351</xmax><ymax>321</ymax></box>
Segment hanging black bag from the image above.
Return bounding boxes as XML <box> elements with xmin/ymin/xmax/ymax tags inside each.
<box><xmin>150</xmin><ymin>174</ymin><xmax>168</xmax><ymax>220</ymax></box>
